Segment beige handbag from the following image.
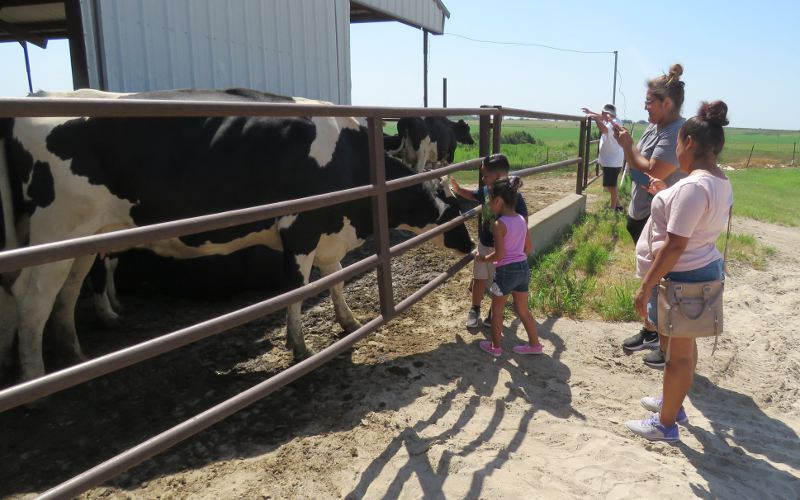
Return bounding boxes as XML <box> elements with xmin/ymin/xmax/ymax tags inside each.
<box><xmin>651</xmin><ymin>206</ymin><xmax>733</xmax><ymax>358</ymax></box>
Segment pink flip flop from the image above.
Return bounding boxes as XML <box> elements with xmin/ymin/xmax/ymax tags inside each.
<box><xmin>513</xmin><ymin>343</ymin><xmax>544</xmax><ymax>355</ymax></box>
<box><xmin>479</xmin><ymin>340</ymin><xmax>502</xmax><ymax>357</ymax></box>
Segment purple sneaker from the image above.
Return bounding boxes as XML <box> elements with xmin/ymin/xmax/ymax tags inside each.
<box><xmin>640</xmin><ymin>396</ymin><xmax>689</xmax><ymax>425</ymax></box>
<box><xmin>625</xmin><ymin>412</ymin><xmax>680</xmax><ymax>442</ymax></box>
<box><xmin>479</xmin><ymin>340</ymin><xmax>502</xmax><ymax>357</ymax></box>
<box><xmin>513</xmin><ymin>343</ymin><xmax>544</xmax><ymax>355</ymax></box>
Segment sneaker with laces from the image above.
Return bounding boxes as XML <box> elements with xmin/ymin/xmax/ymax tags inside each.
<box><xmin>643</xmin><ymin>349</ymin><xmax>666</xmax><ymax>368</ymax></box>
<box><xmin>640</xmin><ymin>396</ymin><xmax>688</xmax><ymax>424</ymax></box>
<box><xmin>465</xmin><ymin>307</ymin><xmax>480</xmax><ymax>328</ymax></box>
<box><xmin>479</xmin><ymin>340</ymin><xmax>502</xmax><ymax>357</ymax></box>
<box><xmin>625</xmin><ymin>412</ymin><xmax>680</xmax><ymax>442</ymax></box>
<box><xmin>622</xmin><ymin>327</ymin><xmax>659</xmax><ymax>352</ymax></box>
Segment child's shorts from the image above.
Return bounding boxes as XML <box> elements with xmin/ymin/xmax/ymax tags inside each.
<box><xmin>490</xmin><ymin>261</ymin><xmax>531</xmax><ymax>297</ymax></box>
<box><xmin>473</xmin><ymin>242</ymin><xmax>496</xmax><ymax>280</ymax></box>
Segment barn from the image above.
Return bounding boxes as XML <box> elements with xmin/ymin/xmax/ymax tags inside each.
<box><xmin>0</xmin><ymin>0</ymin><xmax>450</xmax><ymax>103</ymax></box>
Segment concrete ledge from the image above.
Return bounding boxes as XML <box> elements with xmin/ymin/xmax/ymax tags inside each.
<box><xmin>528</xmin><ymin>193</ymin><xmax>586</xmax><ymax>258</ymax></box>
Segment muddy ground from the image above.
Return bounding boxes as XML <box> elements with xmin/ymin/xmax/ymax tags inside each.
<box><xmin>0</xmin><ymin>176</ymin><xmax>579</xmax><ymax>498</ymax></box>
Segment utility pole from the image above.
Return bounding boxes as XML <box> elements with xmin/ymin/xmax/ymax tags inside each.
<box><xmin>423</xmin><ymin>29</ymin><xmax>429</xmax><ymax>107</ymax></box>
<box><xmin>442</xmin><ymin>77</ymin><xmax>447</xmax><ymax>108</ymax></box>
<box><xmin>612</xmin><ymin>50</ymin><xmax>618</xmax><ymax>106</ymax></box>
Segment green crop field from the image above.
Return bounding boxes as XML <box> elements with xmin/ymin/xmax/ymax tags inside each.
<box><xmin>383</xmin><ymin>118</ymin><xmax>799</xmax><ymax>169</ymax></box>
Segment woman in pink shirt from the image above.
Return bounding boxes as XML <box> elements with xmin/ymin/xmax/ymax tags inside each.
<box><xmin>475</xmin><ymin>177</ymin><xmax>543</xmax><ymax>357</ymax></box>
<box><xmin>625</xmin><ymin>101</ymin><xmax>734</xmax><ymax>443</ymax></box>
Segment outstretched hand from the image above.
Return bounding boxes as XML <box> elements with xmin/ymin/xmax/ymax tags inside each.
<box><xmin>449</xmin><ymin>176</ymin><xmax>461</xmax><ymax>193</ymax></box>
<box><xmin>646</xmin><ymin>176</ymin><xmax>667</xmax><ymax>195</ymax></box>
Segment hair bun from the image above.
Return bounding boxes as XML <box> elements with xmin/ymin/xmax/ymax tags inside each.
<box><xmin>668</xmin><ymin>63</ymin><xmax>683</xmax><ymax>80</ymax></box>
<box><xmin>698</xmin><ymin>100</ymin><xmax>729</xmax><ymax>127</ymax></box>
<box><xmin>509</xmin><ymin>176</ymin><xmax>523</xmax><ymax>190</ymax></box>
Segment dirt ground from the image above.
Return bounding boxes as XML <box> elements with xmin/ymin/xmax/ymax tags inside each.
<box><xmin>2</xmin><ymin>174</ymin><xmax>798</xmax><ymax>499</ymax></box>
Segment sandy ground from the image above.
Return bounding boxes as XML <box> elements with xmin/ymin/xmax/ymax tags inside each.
<box><xmin>2</xmin><ymin>175</ymin><xmax>798</xmax><ymax>499</ymax></box>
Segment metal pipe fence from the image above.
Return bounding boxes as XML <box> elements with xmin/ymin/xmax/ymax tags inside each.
<box><xmin>0</xmin><ymin>96</ymin><xmax>598</xmax><ymax>498</ymax></box>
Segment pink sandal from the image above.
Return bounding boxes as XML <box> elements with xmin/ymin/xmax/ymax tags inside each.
<box><xmin>479</xmin><ymin>340</ymin><xmax>502</xmax><ymax>357</ymax></box>
<box><xmin>513</xmin><ymin>343</ymin><xmax>544</xmax><ymax>355</ymax></box>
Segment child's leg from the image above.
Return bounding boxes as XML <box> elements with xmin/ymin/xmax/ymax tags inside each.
<box><xmin>490</xmin><ymin>294</ymin><xmax>507</xmax><ymax>348</ymax></box>
<box><xmin>472</xmin><ymin>279</ymin><xmax>487</xmax><ymax>307</ymax></box>
<box><xmin>512</xmin><ymin>291</ymin><xmax>539</xmax><ymax>346</ymax></box>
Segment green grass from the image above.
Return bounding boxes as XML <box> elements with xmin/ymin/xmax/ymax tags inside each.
<box><xmin>727</xmin><ymin>168</ymin><xmax>800</xmax><ymax>226</ymax></box>
<box><xmin>719</xmin><ymin>233</ymin><xmax>777</xmax><ymax>271</ymax></box>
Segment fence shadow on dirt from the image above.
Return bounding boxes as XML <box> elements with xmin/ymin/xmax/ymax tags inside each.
<box><xmin>0</xmin><ymin>306</ymin><xmax>585</xmax><ymax>497</ymax></box>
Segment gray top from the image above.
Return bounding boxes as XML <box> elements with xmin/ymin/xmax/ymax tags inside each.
<box><xmin>628</xmin><ymin>118</ymin><xmax>687</xmax><ymax>220</ymax></box>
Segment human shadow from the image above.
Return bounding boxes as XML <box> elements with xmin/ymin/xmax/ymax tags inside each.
<box><xmin>676</xmin><ymin>374</ymin><xmax>800</xmax><ymax>499</ymax></box>
<box><xmin>346</xmin><ymin>315</ymin><xmax>584</xmax><ymax>499</ymax></box>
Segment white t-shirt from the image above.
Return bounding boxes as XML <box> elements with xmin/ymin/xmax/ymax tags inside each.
<box><xmin>636</xmin><ymin>171</ymin><xmax>733</xmax><ymax>277</ymax></box>
<box><xmin>597</xmin><ymin>119</ymin><xmax>624</xmax><ymax>168</ymax></box>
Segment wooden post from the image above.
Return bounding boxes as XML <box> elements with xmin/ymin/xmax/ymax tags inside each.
<box><xmin>442</xmin><ymin>78</ymin><xmax>447</xmax><ymax>108</ymax></box>
<box><xmin>792</xmin><ymin>142</ymin><xmax>796</xmax><ymax>166</ymax></box>
<box><xmin>492</xmin><ymin>110</ymin><xmax>502</xmax><ymax>154</ymax></box>
<box><xmin>745</xmin><ymin>144</ymin><xmax>755</xmax><ymax>168</ymax></box>
<box><xmin>423</xmin><ymin>30</ymin><xmax>429</xmax><ymax>107</ymax></box>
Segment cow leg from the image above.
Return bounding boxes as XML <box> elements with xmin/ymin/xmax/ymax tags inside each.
<box><xmin>90</xmin><ymin>256</ymin><xmax>120</xmax><ymax>326</ymax></box>
<box><xmin>106</xmin><ymin>257</ymin><xmax>123</xmax><ymax>312</ymax></box>
<box><xmin>49</xmin><ymin>254</ymin><xmax>96</xmax><ymax>363</ymax></box>
<box><xmin>284</xmin><ymin>249</ymin><xmax>317</xmax><ymax>360</ymax></box>
<box><xmin>0</xmin><ymin>287</ymin><xmax>18</xmax><ymax>375</ymax></box>
<box><xmin>13</xmin><ymin>260</ymin><xmax>75</xmax><ymax>381</ymax></box>
<box><xmin>318</xmin><ymin>261</ymin><xmax>362</xmax><ymax>333</ymax></box>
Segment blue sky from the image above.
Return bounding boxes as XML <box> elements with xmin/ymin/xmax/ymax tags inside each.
<box><xmin>1</xmin><ymin>0</ymin><xmax>797</xmax><ymax>130</ymax></box>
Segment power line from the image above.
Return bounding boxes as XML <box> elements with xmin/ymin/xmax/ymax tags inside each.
<box><xmin>442</xmin><ymin>32</ymin><xmax>615</xmax><ymax>54</ymax></box>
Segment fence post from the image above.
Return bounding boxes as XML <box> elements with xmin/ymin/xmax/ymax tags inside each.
<box><xmin>583</xmin><ymin>118</ymin><xmax>592</xmax><ymax>189</ymax></box>
<box><xmin>492</xmin><ymin>107</ymin><xmax>502</xmax><ymax>154</ymax></box>
<box><xmin>479</xmin><ymin>107</ymin><xmax>491</xmax><ymax>158</ymax></box>
<box><xmin>576</xmin><ymin>119</ymin><xmax>586</xmax><ymax>194</ymax></box>
<box><xmin>366</xmin><ymin>117</ymin><xmax>395</xmax><ymax>319</ymax></box>
<box><xmin>792</xmin><ymin>142</ymin><xmax>796</xmax><ymax>166</ymax></box>
<box><xmin>745</xmin><ymin>144</ymin><xmax>755</xmax><ymax>168</ymax></box>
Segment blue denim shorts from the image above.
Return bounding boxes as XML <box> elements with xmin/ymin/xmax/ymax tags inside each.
<box><xmin>647</xmin><ymin>259</ymin><xmax>724</xmax><ymax>326</ymax></box>
<box><xmin>490</xmin><ymin>261</ymin><xmax>531</xmax><ymax>296</ymax></box>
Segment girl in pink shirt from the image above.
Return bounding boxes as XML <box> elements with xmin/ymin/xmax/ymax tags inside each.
<box><xmin>625</xmin><ymin>101</ymin><xmax>733</xmax><ymax>443</ymax></box>
<box><xmin>475</xmin><ymin>177</ymin><xmax>543</xmax><ymax>357</ymax></box>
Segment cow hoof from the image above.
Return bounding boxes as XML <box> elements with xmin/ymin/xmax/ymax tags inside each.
<box><xmin>292</xmin><ymin>349</ymin><xmax>312</xmax><ymax>361</ymax></box>
<box><xmin>99</xmin><ymin>314</ymin><xmax>121</xmax><ymax>329</ymax></box>
<box><xmin>341</xmin><ymin>320</ymin><xmax>363</xmax><ymax>335</ymax></box>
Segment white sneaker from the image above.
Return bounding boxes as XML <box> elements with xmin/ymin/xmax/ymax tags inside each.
<box><xmin>625</xmin><ymin>412</ymin><xmax>680</xmax><ymax>442</ymax></box>
<box><xmin>640</xmin><ymin>396</ymin><xmax>688</xmax><ymax>424</ymax></box>
<box><xmin>465</xmin><ymin>308</ymin><xmax>479</xmax><ymax>328</ymax></box>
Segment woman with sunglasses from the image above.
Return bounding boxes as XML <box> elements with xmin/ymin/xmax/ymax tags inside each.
<box><xmin>614</xmin><ymin>64</ymin><xmax>687</xmax><ymax>368</ymax></box>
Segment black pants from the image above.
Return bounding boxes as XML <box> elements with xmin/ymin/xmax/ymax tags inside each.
<box><xmin>626</xmin><ymin>214</ymin><xmax>649</xmax><ymax>244</ymax></box>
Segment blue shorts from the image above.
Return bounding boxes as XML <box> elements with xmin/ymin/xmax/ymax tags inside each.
<box><xmin>490</xmin><ymin>261</ymin><xmax>531</xmax><ymax>296</ymax></box>
<box><xmin>647</xmin><ymin>259</ymin><xmax>724</xmax><ymax>327</ymax></box>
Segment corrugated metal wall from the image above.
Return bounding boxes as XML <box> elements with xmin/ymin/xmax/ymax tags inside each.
<box><xmin>82</xmin><ymin>0</ymin><xmax>351</xmax><ymax>103</ymax></box>
<box><xmin>352</xmin><ymin>0</ymin><xmax>445</xmax><ymax>34</ymax></box>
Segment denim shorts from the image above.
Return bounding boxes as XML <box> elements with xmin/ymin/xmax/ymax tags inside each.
<box><xmin>490</xmin><ymin>261</ymin><xmax>531</xmax><ymax>296</ymax></box>
<box><xmin>647</xmin><ymin>259</ymin><xmax>724</xmax><ymax>327</ymax></box>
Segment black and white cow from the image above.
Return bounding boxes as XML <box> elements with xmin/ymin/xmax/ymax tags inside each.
<box><xmin>424</xmin><ymin>117</ymin><xmax>475</xmax><ymax>165</ymax></box>
<box><xmin>0</xmin><ymin>88</ymin><xmax>473</xmax><ymax>381</ymax></box>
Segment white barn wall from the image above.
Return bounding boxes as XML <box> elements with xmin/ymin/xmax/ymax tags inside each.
<box><xmin>88</xmin><ymin>0</ymin><xmax>351</xmax><ymax>103</ymax></box>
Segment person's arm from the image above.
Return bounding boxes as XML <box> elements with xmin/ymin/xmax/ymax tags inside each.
<box><xmin>634</xmin><ymin>232</ymin><xmax>689</xmax><ymax>317</ymax></box>
<box><xmin>615</xmin><ymin>126</ymin><xmax>678</xmax><ymax>180</ymax></box>
<box><xmin>581</xmin><ymin>108</ymin><xmax>608</xmax><ymax>135</ymax></box>
<box><xmin>523</xmin><ymin>229</ymin><xmax>533</xmax><ymax>255</ymax></box>
<box><xmin>478</xmin><ymin>220</ymin><xmax>507</xmax><ymax>263</ymax></box>
<box><xmin>449</xmin><ymin>177</ymin><xmax>477</xmax><ymax>201</ymax></box>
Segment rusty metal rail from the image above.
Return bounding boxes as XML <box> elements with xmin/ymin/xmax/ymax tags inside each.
<box><xmin>0</xmin><ymin>97</ymin><xmax>598</xmax><ymax>499</ymax></box>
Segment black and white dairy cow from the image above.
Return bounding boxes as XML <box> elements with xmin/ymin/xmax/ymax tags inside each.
<box><xmin>0</xmin><ymin>88</ymin><xmax>473</xmax><ymax>381</ymax></box>
<box><xmin>389</xmin><ymin>117</ymin><xmax>475</xmax><ymax>172</ymax></box>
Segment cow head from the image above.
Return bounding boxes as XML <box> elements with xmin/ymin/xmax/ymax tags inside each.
<box><xmin>386</xmin><ymin>159</ymin><xmax>473</xmax><ymax>255</ymax></box>
<box><xmin>454</xmin><ymin>120</ymin><xmax>475</xmax><ymax>145</ymax></box>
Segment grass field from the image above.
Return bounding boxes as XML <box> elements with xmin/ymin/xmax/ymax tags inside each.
<box><xmin>384</xmin><ymin>118</ymin><xmax>799</xmax><ymax>169</ymax></box>
<box><xmin>727</xmin><ymin>168</ymin><xmax>800</xmax><ymax>226</ymax></box>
